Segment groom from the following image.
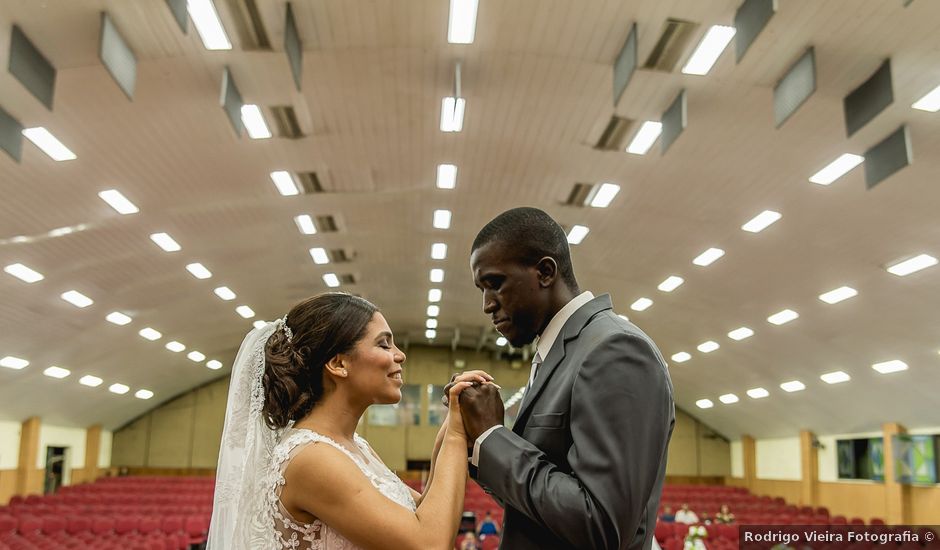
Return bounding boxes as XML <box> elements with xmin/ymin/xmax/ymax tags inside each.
<box><xmin>459</xmin><ymin>207</ymin><xmax>675</xmax><ymax>550</ymax></box>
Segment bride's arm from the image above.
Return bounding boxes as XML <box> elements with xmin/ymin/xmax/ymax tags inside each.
<box><xmin>412</xmin><ymin>415</ymin><xmax>449</xmax><ymax>506</ymax></box>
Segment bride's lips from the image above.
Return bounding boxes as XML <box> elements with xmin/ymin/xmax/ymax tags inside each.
<box><xmin>388</xmin><ymin>369</ymin><xmax>403</xmax><ymax>383</ymax></box>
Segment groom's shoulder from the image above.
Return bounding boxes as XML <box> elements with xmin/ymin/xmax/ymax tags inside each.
<box><xmin>578</xmin><ymin>310</ymin><xmax>669</xmax><ymax>370</ymax></box>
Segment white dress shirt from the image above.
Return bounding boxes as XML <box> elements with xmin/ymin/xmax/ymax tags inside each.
<box><xmin>470</xmin><ymin>291</ymin><xmax>595</xmax><ymax>467</ymax></box>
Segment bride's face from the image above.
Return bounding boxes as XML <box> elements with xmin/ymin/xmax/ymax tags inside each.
<box><xmin>346</xmin><ymin>313</ymin><xmax>406</xmax><ymax>404</ymax></box>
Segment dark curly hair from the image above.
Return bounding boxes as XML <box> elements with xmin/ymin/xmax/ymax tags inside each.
<box><xmin>262</xmin><ymin>292</ymin><xmax>378</xmax><ymax>429</ymax></box>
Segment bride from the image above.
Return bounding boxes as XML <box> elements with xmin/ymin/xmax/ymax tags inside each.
<box><xmin>207</xmin><ymin>292</ymin><xmax>496</xmax><ymax>549</ymax></box>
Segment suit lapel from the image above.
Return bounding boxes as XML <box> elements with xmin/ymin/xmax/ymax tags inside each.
<box><xmin>512</xmin><ymin>294</ymin><xmax>613</xmax><ymax>434</ymax></box>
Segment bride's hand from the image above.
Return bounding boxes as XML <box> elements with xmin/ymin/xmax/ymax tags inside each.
<box><xmin>441</xmin><ymin>370</ymin><xmax>499</xmax><ymax>407</ymax></box>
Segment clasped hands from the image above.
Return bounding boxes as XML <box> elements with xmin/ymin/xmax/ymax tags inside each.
<box><xmin>442</xmin><ymin>370</ymin><xmax>505</xmax><ymax>443</ymax></box>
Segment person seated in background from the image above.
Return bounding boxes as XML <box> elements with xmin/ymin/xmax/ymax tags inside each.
<box><xmin>675</xmin><ymin>503</ymin><xmax>700</xmax><ymax>524</ymax></box>
<box><xmin>714</xmin><ymin>504</ymin><xmax>735</xmax><ymax>524</ymax></box>
<box><xmin>460</xmin><ymin>532</ymin><xmax>481</xmax><ymax>550</ymax></box>
<box><xmin>660</xmin><ymin>505</ymin><xmax>676</xmax><ymax>523</ymax></box>
<box><xmin>476</xmin><ymin>510</ymin><xmax>500</xmax><ymax>539</ymax></box>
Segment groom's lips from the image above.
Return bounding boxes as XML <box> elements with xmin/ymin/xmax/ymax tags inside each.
<box><xmin>493</xmin><ymin>318</ymin><xmax>510</xmax><ymax>331</ymax></box>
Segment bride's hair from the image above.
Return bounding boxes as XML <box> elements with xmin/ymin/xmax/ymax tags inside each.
<box><xmin>262</xmin><ymin>292</ymin><xmax>378</xmax><ymax>429</ymax></box>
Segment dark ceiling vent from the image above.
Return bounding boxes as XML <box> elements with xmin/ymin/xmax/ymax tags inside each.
<box><xmin>643</xmin><ymin>18</ymin><xmax>700</xmax><ymax>72</ymax></box>
<box><xmin>329</xmin><ymin>248</ymin><xmax>354</xmax><ymax>263</ymax></box>
<box><xmin>315</xmin><ymin>215</ymin><xmax>338</xmax><ymax>232</ymax></box>
<box><xmin>338</xmin><ymin>274</ymin><xmax>356</xmax><ymax>285</ymax></box>
<box><xmin>225</xmin><ymin>0</ymin><xmax>271</xmax><ymax>50</ymax></box>
<box><xmin>297</xmin><ymin>171</ymin><xmax>323</xmax><ymax>194</ymax></box>
<box><xmin>270</xmin><ymin>105</ymin><xmax>304</xmax><ymax>138</ymax></box>
<box><xmin>564</xmin><ymin>183</ymin><xmax>594</xmax><ymax>207</ymax></box>
<box><xmin>594</xmin><ymin>116</ymin><xmax>634</xmax><ymax>151</ymax></box>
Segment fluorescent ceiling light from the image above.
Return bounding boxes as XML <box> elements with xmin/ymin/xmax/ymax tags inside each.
<box><xmin>214</xmin><ymin>286</ymin><xmax>236</xmax><ymax>301</ymax></box>
<box><xmin>630</xmin><ymin>298</ymin><xmax>652</xmax><ymax>311</ymax></box>
<box><xmin>240</xmin><ymin>104</ymin><xmax>272</xmax><ymax>139</ymax></box>
<box><xmin>589</xmin><ymin>183</ymin><xmax>620</xmax><ymax>208</ymax></box>
<box><xmin>427</xmin><ymin>305</ymin><xmax>440</xmax><ymax>317</ymax></box>
<box><xmin>780</xmin><ymin>380</ymin><xmax>806</xmax><ymax>392</ymax></box>
<box><xmin>872</xmin><ymin>360</ymin><xmax>908</xmax><ymax>374</ymax></box>
<box><xmin>809</xmin><ymin>153</ymin><xmax>864</xmax><ymax>185</ymax></box>
<box><xmin>61</xmin><ymin>290</ymin><xmax>93</xmax><ymax>308</ymax></box>
<box><xmin>430</xmin><ymin>268</ymin><xmax>445</xmax><ymax>283</ymax></box>
<box><xmin>22</xmin><ymin>127</ymin><xmax>76</xmax><ymax>161</ymax></box>
<box><xmin>426</xmin><ymin>319</ymin><xmax>438</xmax><ymax>329</ymax></box>
<box><xmin>187</xmin><ymin>0</ymin><xmax>232</xmax><ymax>50</ymax></box>
<box><xmin>252</xmin><ymin>321</ymin><xmax>266</xmax><ymax>330</ymax></box>
<box><xmin>165</xmin><ymin>341</ymin><xmax>186</xmax><ymax>353</ymax></box>
<box><xmin>294</xmin><ymin>214</ymin><xmax>317</xmax><ymax>235</ymax></box>
<box><xmin>447</xmin><ymin>0</ymin><xmax>479</xmax><ymax>44</ymax></box>
<box><xmin>658</xmin><ymin>276</ymin><xmax>684</xmax><ymax>292</ymax></box>
<box><xmin>626</xmin><ymin>121</ymin><xmax>662</xmax><ymax>155</ymax></box>
<box><xmin>671</xmin><ymin>352</ymin><xmax>691</xmax><ymax>363</ymax></box>
<box><xmin>43</xmin><ymin>366</ymin><xmax>70</xmax><ymax>379</ymax></box>
<box><xmin>696</xmin><ymin>399</ymin><xmax>714</xmax><ymax>409</ymax></box>
<box><xmin>428</xmin><ymin>289</ymin><xmax>442</xmax><ymax>302</ymax></box>
<box><xmin>98</xmin><ymin>190</ymin><xmax>139</xmax><ymax>215</ymax></box>
<box><xmin>728</xmin><ymin>327</ymin><xmax>754</xmax><ymax>341</ymax></box>
<box><xmin>567</xmin><ymin>225</ymin><xmax>589</xmax><ymax>245</ymax></box>
<box><xmin>80</xmin><ymin>375</ymin><xmax>103</xmax><ymax>387</ymax></box>
<box><xmin>150</xmin><ymin>233</ymin><xmax>181</xmax><ymax>252</ymax></box>
<box><xmin>206</xmin><ymin>359</ymin><xmax>223</xmax><ymax>370</ymax></box>
<box><xmin>187</xmin><ymin>351</ymin><xmax>206</xmax><ymax>362</ymax></box>
<box><xmin>437</xmin><ymin>164</ymin><xmax>457</xmax><ymax>189</ymax></box>
<box><xmin>912</xmin><ymin>84</ymin><xmax>940</xmax><ymax>112</ymax></box>
<box><xmin>4</xmin><ymin>263</ymin><xmax>44</xmax><ymax>283</ymax></box>
<box><xmin>719</xmin><ymin>393</ymin><xmax>739</xmax><ymax>404</ymax></box>
<box><xmin>323</xmin><ymin>273</ymin><xmax>340</xmax><ymax>288</ymax></box>
<box><xmin>431</xmin><ymin>243</ymin><xmax>448</xmax><ymax>260</ymax></box>
<box><xmin>697</xmin><ymin>341</ymin><xmax>719</xmax><ymax>353</ymax></box>
<box><xmin>108</xmin><ymin>383</ymin><xmax>129</xmax><ymax>395</ymax></box>
<box><xmin>819</xmin><ymin>286</ymin><xmax>858</xmax><ymax>304</ymax></box>
<box><xmin>693</xmin><ymin>248</ymin><xmax>724</xmax><ymax>266</ymax></box>
<box><xmin>433</xmin><ymin>209</ymin><xmax>452</xmax><ymax>229</ymax></box>
<box><xmin>886</xmin><ymin>254</ymin><xmax>937</xmax><ymax>276</ymax></box>
<box><xmin>309</xmin><ymin>247</ymin><xmax>329</xmax><ymax>265</ymax></box>
<box><xmin>425</xmin><ymin>329</ymin><xmax>437</xmax><ymax>339</ymax></box>
<box><xmin>186</xmin><ymin>263</ymin><xmax>212</xmax><ymax>279</ymax></box>
<box><xmin>682</xmin><ymin>25</ymin><xmax>736</xmax><ymax>76</ymax></box>
<box><xmin>106</xmin><ymin>312</ymin><xmax>132</xmax><ymax>325</ymax></box>
<box><xmin>135</xmin><ymin>389</ymin><xmax>154</xmax><ymax>399</ymax></box>
<box><xmin>236</xmin><ymin>305</ymin><xmax>255</xmax><ymax>319</ymax></box>
<box><xmin>496</xmin><ymin>337</ymin><xmax>507</xmax><ymax>346</ymax></box>
<box><xmin>742</xmin><ymin>210</ymin><xmax>781</xmax><ymax>233</ymax></box>
<box><xmin>821</xmin><ymin>371</ymin><xmax>851</xmax><ymax>384</ymax></box>
<box><xmin>0</xmin><ymin>356</ymin><xmax>29</xmax><ymax>370</ymax></box>
<box><xmin>747</xmin><ymin>387</ymin><xmax>769</xmax><ymax>399</ymax></box>
<box><xmin>138</xmin><ymin>328</ymin><xmax>162</xmax><ymax>341</ymax></box>
<box><xmin>270</xmin><ymin>171</ymin><xmax>300</xmax><ymax>196</ymax></box>
<box><xmin>768</xmin><ymin>309</ymin><xmax>799</xmax><ymax>325</ymax></box>
<box><xmin>440</xmin><ymin>97</ymin><xmax>466</xmax><ymax>132</ymax></box>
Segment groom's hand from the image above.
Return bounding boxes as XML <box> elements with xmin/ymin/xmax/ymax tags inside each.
<box><xmin>458</xmin><ymin>383</ymin><xmax>504</xmax><ymax>442</ymax></box>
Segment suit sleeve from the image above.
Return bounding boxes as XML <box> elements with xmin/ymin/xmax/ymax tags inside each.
<box><xmin>477</xmin><ymin>332</ymin><xmax>674</xmax><ymax>550</ymax></box>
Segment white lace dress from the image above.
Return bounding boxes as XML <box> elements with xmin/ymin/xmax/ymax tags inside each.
<box><xmin>270</xmin><ymin>428</ymin><xmax>416</xmax><ymax>549</ymax></box>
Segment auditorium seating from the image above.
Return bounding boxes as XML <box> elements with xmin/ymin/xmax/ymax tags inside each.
<box><xmin>0</xmin><ymin>476</ymin><xmax>213</xmax><ymax>549</ymax></box>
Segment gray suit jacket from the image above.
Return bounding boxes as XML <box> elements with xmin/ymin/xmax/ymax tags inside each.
<box><xmin>474</xmin><ymin>294</ymin><xmax>675</xmax><ymax>550</ymax></box>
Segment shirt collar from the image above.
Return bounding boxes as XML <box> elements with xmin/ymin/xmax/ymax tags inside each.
<box><xmin>535</xmin><ymin>291</ymin><xmax>594</xmax><ymax>360</ymax></box>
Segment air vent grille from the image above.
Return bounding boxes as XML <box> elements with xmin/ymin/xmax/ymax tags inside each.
<box><xmin>225</xmin><ymin>0</ymin><xmax>271</xmax><ymax>50</ymax></box>
<box><xmin>643</xmin><ymin>18</ymin><xmax>700</xmax><ymax>72</ymax></box>
<box><xmin>297</xmin><ymin>172</ymin><xmax>323</xmax><ymax>194</ymax></box>
<box><xmin>270</xmin><ymin>105</ymin><xmax>304</xmax><ymax>138</ymax></box>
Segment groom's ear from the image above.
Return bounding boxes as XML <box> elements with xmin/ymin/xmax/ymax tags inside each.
<box><xmin>535</xmin><ymin>256</ymin><xmax>558</xmax><ymax>288</ymax></box>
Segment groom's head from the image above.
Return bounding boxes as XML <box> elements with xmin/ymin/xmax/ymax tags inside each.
<box><xmin>470</xmin><ymin>207</ymin><xmax>579</xmax><ymax>347</ymax></box>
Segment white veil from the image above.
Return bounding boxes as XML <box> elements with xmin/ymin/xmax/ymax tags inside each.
<box><xmin>207</xmin><ymin>320</ymin><xmax>285</xmax><ymax>549</ymax></box>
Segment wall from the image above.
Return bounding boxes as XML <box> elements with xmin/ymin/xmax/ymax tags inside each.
<box><xmin>665</xmin><ymin>408</ymin><xmax>731</xmax><ymax>477</ymax></box>
<box><xmin>755</xmin><ymin>437</ymin><xmax>802</xmax><ymax>481</ymax></box>
<box><xmin>730</xmin><ymin>440</ymin><xmax>743</xmax><ymax>478</ymax></box>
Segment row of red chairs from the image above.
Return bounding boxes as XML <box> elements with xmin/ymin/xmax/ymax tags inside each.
<box><xmin>0</xmin><ymin>514</ymin><xmax>208</xmax><ymax>550</ymax></box>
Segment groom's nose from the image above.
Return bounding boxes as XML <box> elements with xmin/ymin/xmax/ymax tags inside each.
<box><xmin>482</xmin><ymin>292</ymin><xmax>498</xmax><ymax>314</ymax></box>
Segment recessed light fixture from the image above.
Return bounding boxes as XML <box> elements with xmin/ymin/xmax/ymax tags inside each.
<box><xmin>427</xmin><ymin>305</ymin><xmax>440</xmax><ymax>317</ymax></box>
<box><xmin>696</xmin><ymin>399</ymin><xmax>714</xmax><ymax>409</ymax></box>
<box><xmin>323</xmin><ymin>273</ymin><xmax>340</xmax><ymax>288</ymax></box>
<box><xmin>187</xmin><ymin>0</ymin><xmax>232</xmax><ymax>50</ymax></box>
<box><xmin>425</xmin><ymin>329</ymin><xmax>437</xmax><ymax>339</ymax></box>
<box><xmin>22</xmin><ymin>127</ymin><xmax>76</xmax><ymax>161</ymax></box>
<box><xmin>567</xmin><ymin>225</ymin><xmax>589</xmax><ymax>245</ymax></box>
<box><xmin>433</xmin><ymin>209</ymin><xmax>452</xmax><ymax>229</ymax></box>
<box><xmin>440</xmin><ymin>97</ymin><xmax>466</xmax><ymax>132</ymax></box>
<box><xmin>447</xmin><ymin>0</ymin><xmax>479</xmax><ymax>44</ymax></box>
<box><xmin>165</xmin><ymin>341</ymin><xmax>185</xmax><ymax>353</ymax></box>
<box><xmin>912</xmin><ymin>84</ymin><xmax>940</xmax><ymax>112</ymax></box>
<box><xmin>43</xmin><ymin>366</ymin><xmax>70</xmax><ymax>379</ymax></box>
<box><xmin>106</xmin><ymin>312</ymin><xmax>132</xmax><ymax>325</ymax></box>
<box><xmin>697</xmin><ymin>341</ymin><xmax>719</xmax><ymax>353</ymax></box>
<box><xmin>138</xmin><ymin>328</ymin><xmax>162</xmax><ymax>341</ymax></box>
<box><xmin>61</xmin><ymin>291</ymin><xmax>93</xmax><ymax>308</ymax></box>
<box><xmin>768</xmin><ymin>309</ymin><xmax>799</xmax><ymax>325</ymax></box>
<box><xmin>819</xmin><ymin>286</ymin><xmax>858</xmax><ymax>304</ymax></box>
<box><xmin>79</xmin><ymin>375</ymin><xmax>103</xmax><ymax>387</ymax></box>
<box><xmin>693</xmin><ymin>248</ymin><xmax>724</xmax><ymax>266</ymax></box>
<box><xmin>0</xmin><ymin>356</ymin><xmax>29</xmax><ymax>370</ymax></box>
<box><xmin>186</xmin><ymin>263</ymin><xmax>212</xmax><ymax>279</ymax></box>
<box><xmin>426</xmin><ymin>319</ymin><xmax>438</xmax><ymax>329</ymax></box>
<box><xmin>747</xmin><ymin>387</ymin><xmax>769</xmax><ymax>399</ymax></box>
<box><xmin>496</xmin><ymin>336</ymin><xmax>507</xmax><ymax>346</ymax></box>
<box><xmin>780</xmin><ymin>380</ymin><xmax>806</xmax><ymax>392</ymax></box>
<box><xmin>240</xmin><ymin>105</ymin><xmax>272</xmax><ymax>139</ymax></box>
<box><xmin>821</xmin><ymin>371</ymin><xmax>851</xmax><ymax>384</ymax></box>
<box><xmin>630</xmin><ymin>298</ymin><xmax>652</xmax><ymax>311</ymax></box>
<box><xmin>872</xmin><ymin>360</ymin><xmax>908</xmax><ymax>374</ymax></box>
<box><xmin>719</xmin><ymin>393</ymin><xmax>739</xmax><ymax>404</ymax></box>
<box><xmin>430</xmin><ymin>269</ymin><xmax>445</xmax><ymax>283</ymax></box>
<box><xmin>728</xmin><ymin>327</ymin><xmax>754</xmax><ymax>341</ymax></box>
<box><xmin>658</xmin><ymin>276</ymin><xmax>684</xmax><ymax>292</ymax></box>
<box><xmin>309</xmin><ymin>248</ymin><xmax>329</xmax><ymax>265</ymax></box>
<box><xmin>428</xmin><ymin>289</ymin><xmax>442</xmax><ymax>302</ymax></box>
<box><xmin>589</xmin><ymin>183</ymin><xmax>620</xmax><ymax>208</ymax></box>
<box><xmin>270</xmin><ymin>171</ymin><xmax>300</xmax><ymax>196</ymax></box>
<box><xmin>98</xmin><ymin>190</ymin><xmax>139</xmax><ymax>215</ymax></box>
<box><xmin>187</xmin><ymin>351</ymin><xmax>206</xmax><ymax>362</ymax></box>
<box><xmin>214</xmin><ymin>287</ymin><xmax>236</xmax><ymax>301</ymax></box>
<box><xmin>431</xmin><ymin>243</ymin><xmax>448</xmax><ymax>260</ymax></box>
<box><xmin>626</xmin><ymin>121</ymin><xmax>663</xmax><ymax>155</ymax></box>
<box><xmin>682</xmin><ymin>25</ymin><xmax>736</xmax><ymax>76</ymax></box>
<box><xmin>294</xmin><ymin>215</ymin><xmax>317</xmax><ymax>235</ymax></box>
<box><xmin>886</xmin><ymin>254</ymin><xmax>937</xmax><ymax>277</ymax></box>
<box><xmin>108</xmin><ymin>383</ymin><xmax>130</xmax><ymax>395</ymax></box>
<box><xmin>206</xmin><ymin>359</ymin><xmax>223</xmax><ymax>370</ymax></box>
<box><xmin>135</xmin><ymin>389</ymin><xmax>154</xmax><ymax>399</ymax></box>
<box><xmin>671</xmin><ymin>352</ymin><xmax>691</xmax><ymax>363</ymax></box>
<box><xmin>4</xmin><ymin>263</ymin><xmax>44</xmax><ymax>283</ymax></box>
<box><xmin>235</xmin><ymin>306</ymin><xmax>255</xmax><ymax>319</ymax></box>
<box><xmin>742</xmin><ymin>210</ymin><xmax>782</xmax><ymax>233</ymax></box>
<box><xmin>150</xmin><ymin>233</ymin><xmax>181</xmax><ymax>252</ymax></box>
<box><xmin>809</xmin><ymin>153</ymin><xmax>864</xmax><ymax>185</ymax></box>
<box><xmin>436</xmin><ymin>164</ymin><xmax>457</xmax><ymax>189</ymax></box>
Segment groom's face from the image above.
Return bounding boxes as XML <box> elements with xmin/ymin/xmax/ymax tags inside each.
<box><xmin>470</xmin><ymin>241</ymin><xmax>546</xmax><ymax>347</ymax></box>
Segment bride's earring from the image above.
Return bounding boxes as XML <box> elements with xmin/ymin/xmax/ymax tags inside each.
<box><xmin>341</xmin><ymin>368</ymin><xmax>348</xmax><ymax>376</ymax></box>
